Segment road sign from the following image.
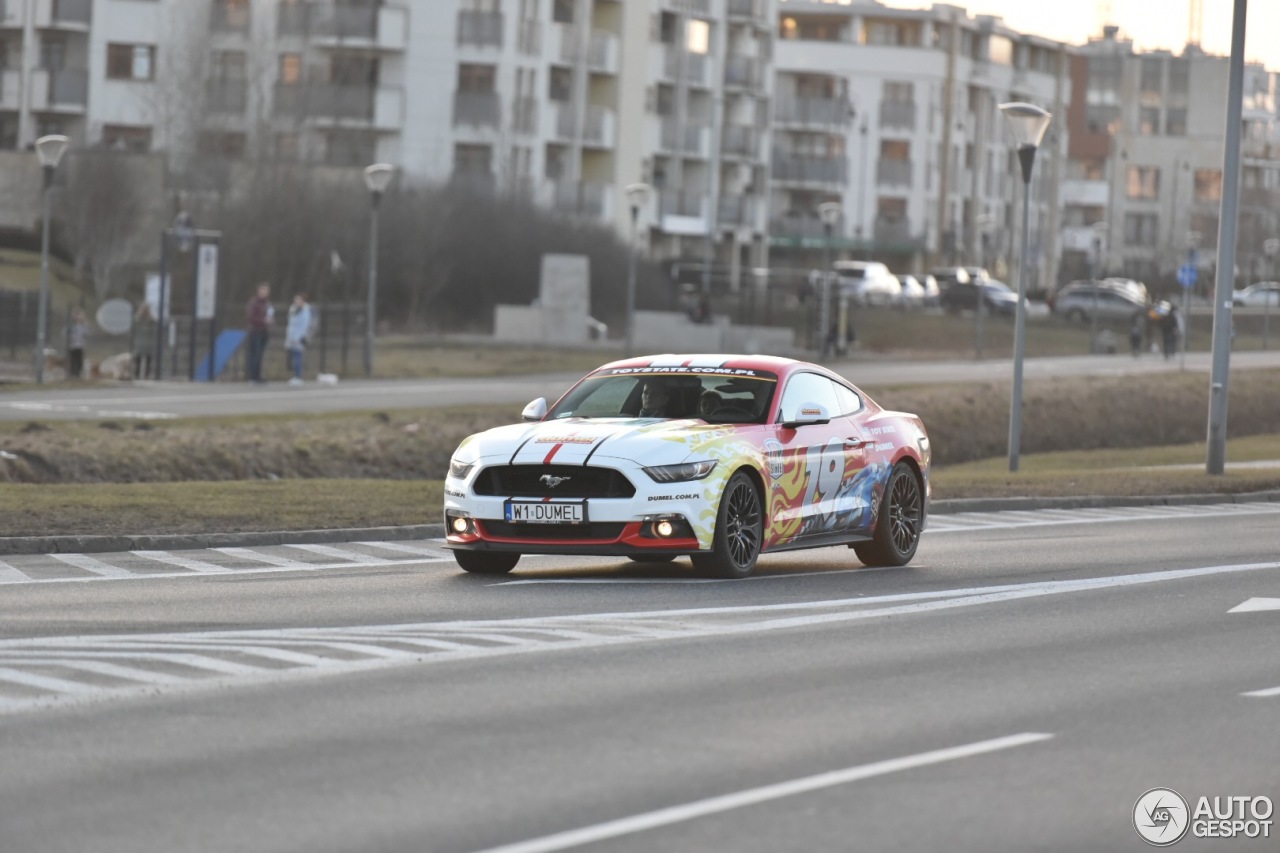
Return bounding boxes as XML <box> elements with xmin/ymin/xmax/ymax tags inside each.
<box><xmin>196</xmin><ymin>243</ymin><xmax>219</xmax><ymax>320</ymax></box>
<box><xmin>1177</xmin><ymin>263</ymin><xmax>1197</xmax><ymax>288</ymax></box>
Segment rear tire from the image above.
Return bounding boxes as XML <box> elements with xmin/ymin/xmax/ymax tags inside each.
<box><xmin>691</xmin><ymin>471</ymin><xmax>762</xmax><ymax>579</ymax></box>
<box><xmin>454</xmin><ymin>551</ymin><xmax>520</xmax><ymax>575</ymax></box>
<box><xmin>853</xmin><ymin>463</ymin><xmax>923</xmax><ymax>567</ymax></box>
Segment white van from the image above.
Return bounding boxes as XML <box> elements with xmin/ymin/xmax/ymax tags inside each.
<box><xmin>833</xmin><ymin>261</ymin><xmax>900</xmax><ymax>306</ymax></box>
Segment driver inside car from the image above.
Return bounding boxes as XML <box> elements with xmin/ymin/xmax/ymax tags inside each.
<box><xmin>637</xmin><ymin>380</ymin><xmax>672</xmax><ymax>418</ymax></box>
<box><xmin>698</xmin><ymin>390</ymin><xmax>723</xmax><ymax>420</ymax></box>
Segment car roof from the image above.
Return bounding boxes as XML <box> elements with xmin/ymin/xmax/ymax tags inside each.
<box><xmin>594</xmin><ymin>354</ymin><xmax>800</xmax><ymax>375</ymax></box>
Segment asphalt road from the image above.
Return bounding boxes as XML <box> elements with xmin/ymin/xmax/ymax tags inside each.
<box><xmin>1</xmin><ymin>502</ymin><xmax>1278</xmax><ymax>852</ymax></box>
<box><xmin>3</xmin><ymin>350</ymin><xmax>1280</xmax><ymax>421</ymax></box>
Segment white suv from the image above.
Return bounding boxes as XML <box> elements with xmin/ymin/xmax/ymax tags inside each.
<box><xmin>834</xmin><ymin>261</ymin><xmax>900</xmax><ymax>306</ymax></box>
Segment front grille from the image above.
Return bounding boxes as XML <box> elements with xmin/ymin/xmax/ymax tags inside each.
<box><xmin>480</xmin><ymin>521</ymin><xmax>628</xmax><ymax>541</ymax></box>
<box><xmin>474</xmin><ymin>465</ymin><xmax>636</xmax><ymax>499</ymax></box>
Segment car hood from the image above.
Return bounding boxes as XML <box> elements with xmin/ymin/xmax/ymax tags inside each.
<box><xmin>456</xmin><ymin>417</ymin><xmax>737</xmax><ymax>467</ymax></box>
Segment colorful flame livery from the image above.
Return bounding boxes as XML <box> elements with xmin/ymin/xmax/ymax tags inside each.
<box><xmin>444</xmin><ymin>354</ymin><xmax>931</xmax><ymax>572</ymax></box>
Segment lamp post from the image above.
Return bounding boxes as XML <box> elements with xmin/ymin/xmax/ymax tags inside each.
<box><xmin>1264</xmin><ymin>237</ymin><xmax>1278</xmax><ymax>350</ymax></box>
<box><xmin>33</xmin><ymin>134</ymin><xmax>69</xmax><ymax>384</ymax></box>
<box><xmin>818</xmin><ymin>201</ymin><xmax>842</xmax><ymax>355</ymax></box>
<box><xmin>1090</xmin><ymin>220</ymin><xmax>1108</xmax><ymax>353</ymax></box>
<box><xmin>998</xmin><ymin>102</ymin><xmax>1052</xmax><ymax>473</ymax></box>
<box><xmin>623</xmin><ymin>182</ymin><xmax>652</xmax><ymax>358</ymax></box>
<box><xmin>362</xmin><ymin>163</ymin><xmax>395</xmax><ymax>378</ymax></box>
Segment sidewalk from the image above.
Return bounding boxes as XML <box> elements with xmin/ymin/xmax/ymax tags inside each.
<box><xmin>3</xmin><ymin>491</ymin><xmax>1278</xmax><ymax>557</ymax></box>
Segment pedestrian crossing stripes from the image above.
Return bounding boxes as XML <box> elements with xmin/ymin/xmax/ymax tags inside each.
<box><xmin>0</xmin><ymin>502</ymin><xmax>1276</xmax><ymax>586</ymax></box>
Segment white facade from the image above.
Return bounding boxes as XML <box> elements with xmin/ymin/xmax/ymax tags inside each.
<box><xmin>772</xmin><ymin>1</ymin><xmax>1070</xmax><ymax>287</ymax></box>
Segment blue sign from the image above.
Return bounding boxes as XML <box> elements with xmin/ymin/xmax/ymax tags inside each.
<box><xmin>1177</xmin><ymin>263</ymin><xmax>1198</xmax><ymax>288</ymax></box>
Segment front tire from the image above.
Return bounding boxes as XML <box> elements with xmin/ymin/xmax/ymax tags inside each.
<box><xmin>454</xmin><ymin>551</ymin><xmax>520</xmax><ymax>575</ymax></box>
<box><xmin>854</xmin><ymin>463</ymin><xmax>923</xmax><ymax>567</ymax></box>
<box><xmin>691</xmin><ymin>471</ymin><xmax>762</xmax><ymax>579</ymax></box>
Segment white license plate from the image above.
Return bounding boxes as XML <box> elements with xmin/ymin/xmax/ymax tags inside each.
<box><xmin>504</xmin><ymin>501</ymin><xmax>586</xmax><ymax>524</ymax></box>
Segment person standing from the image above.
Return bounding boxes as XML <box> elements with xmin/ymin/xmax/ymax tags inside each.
<box><xmin>284</xmin><ymin>292</ymin><xmax>313</xmax><ymax>386</ymax></box>
<box><xmin>66</xmin><ymin>308</ymin><xmax>90</xmax><ymax>379</ymax></box>
<box><xmin>245</xmin><ymin>282</ymin><xmax>273</xmax><ymax>383</ymax></box>
<box><xmin>132</xmin><ymin>303</ymin><xmax>158</xmax><ymax>379</ymax></box>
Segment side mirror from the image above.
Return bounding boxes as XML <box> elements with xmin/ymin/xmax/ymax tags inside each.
<box><xmin>522</xmin><ymin>398</ymin><xmax>547</xmax><ymax>422</ymax></box>
<box><xmin>781</xmin><ymin>402</ymin><xmax>830</xmax><ymax>428</ymax></box>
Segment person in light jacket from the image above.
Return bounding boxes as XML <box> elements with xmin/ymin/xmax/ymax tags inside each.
<box><xmin>66</xmin><ymin>308</ymin><xmax>90</xmax><ymax>379</ymax></box>
<box><xmin>284</xmin><ymin>292</ymin><xmax>314</xmax><ymax>386</ymax></box>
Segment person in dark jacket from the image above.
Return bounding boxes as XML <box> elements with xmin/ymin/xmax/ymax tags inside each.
<box><xmin>245</xmin><ymin>282</ymin><xmax>273</xmax><ymax>383</ymax></box>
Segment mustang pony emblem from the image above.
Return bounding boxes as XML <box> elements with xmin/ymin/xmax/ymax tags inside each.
<box><xmin>540</xmin><ymin>474</ymin><xmax>572</xmax><ymax>488</ymax></box>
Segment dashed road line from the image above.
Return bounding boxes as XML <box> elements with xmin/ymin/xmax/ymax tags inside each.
<box><xmin>1241</xmin><ymin>685</ymin><xmax>1280</xmax><ymax>698</ymax></box>
<box><xmin>46</xmin><ymin>553</ymin><xmax>134</xmax><ymax>578</ymax></box>
<box><xmin>0</xmin><ymin>559</ymin><xmax>32</xmax><ymax>583</ymax></box>
<box><xmin>131</xmin><ymin>550</ymin><xmax>230</xmax><ymax>573</ymax></box>
<box><xmin>284</xmin><ymin>543</ymin><xmax>394</xmax><ymax>564</ymax></box>
<box><xmin>212</xmin><ymin>546</ymin><xmax>320</xmax><ymax>568</ymax></box>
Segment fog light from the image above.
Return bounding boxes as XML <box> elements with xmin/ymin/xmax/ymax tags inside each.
<box><xmin>451</xmin><ymin>517</ymin><xmax>469</xmax><ymax>534</ymax></box>
<box><xmin>655</xmin><ymin>520</ymin><xmax>674</xmax><ymax>538</ymax></box>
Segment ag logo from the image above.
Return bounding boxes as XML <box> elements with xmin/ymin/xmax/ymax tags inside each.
<box><xmin>1134</xmin><ymin>788</ymin><xmax>1190</xmax><ymax>846</ymax></box>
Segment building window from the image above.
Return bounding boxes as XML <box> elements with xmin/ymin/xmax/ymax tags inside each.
<box><xmin>1123</xmin><ymin>213</ymin><xmax>1158</xmax><ymax>246</ymax></box>
<box><xmin>279</xmin><ymin>53</ymin><xmax>302</xmax><ymax>84</ymax></box>
<box><xmin>1165</xmin><ymin>108</ymin><xmax>1187</xmax><ymax>136</ymax></box>
<box><xmin>276</xmin><ymin>133</ymin><xmax>300</xmax><ymax>161</ymax></box>
<box><xmin>454</xmin><ymin>143</ymin><xmax>492</xmax><ymax>174</ymax></box>
<box><xmin>211</xmin><ymin>50</ymin><xmax>247</xmax><ymax>81</ymax></box>
<box><xmin>101</xmin><ymin>124</ymin><xmax>152</xmax><ymax>152</ymax></box>
<box><xmin>685</xmin><ymin>19</ymin><xmax>709</xmax><ymax>54</ymax></box>
<box><xmin>1194</xmin><ymin>170</ymin><xmax>1222</xmax><ymax>203</ymax></box>
<box><xmin>106</xmin><ymin>44</ymin><xmax>156</xmax><ymax>81</ymax></box>
<box><xmin>197</xmin><ymin>131</ymin><xmax>246</xmax><ymax>158</ymax></box>
<box><xmin>1127</xmin><ymin>166</ymin><xmax>1160</xmax><ymax>200</ymax></box>
<box><xmin>458</xmin><ymin>63</ymin><xmax>496</xmax><ymax>93</ymax></box>
<box><xmin>1139</xmin><ymin>108</ymin><xmax>1159</xmax><ymax>136</ymax></box>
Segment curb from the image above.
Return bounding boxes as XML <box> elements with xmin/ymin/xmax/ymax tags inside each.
<box><xmin>3</xmin><ymin>489</ymin><xmax>1279</xmax><ymax>557</ymax></box>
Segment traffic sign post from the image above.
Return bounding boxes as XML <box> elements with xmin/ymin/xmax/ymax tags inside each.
<box><xmin>1177</xmin><ymin>264</ymin><xmax>1196</xmax><ymax>371</ymax></box>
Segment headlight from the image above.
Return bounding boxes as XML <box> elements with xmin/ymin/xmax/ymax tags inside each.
<box><xmin>448</xmin><ymin>459</ymin><xmax>475</xmax><ymax>480</ymax></box>
<box><xmin>643</xmin><ymin>460</ymin><xmax>717</xmax><ymax>483</ymax></box>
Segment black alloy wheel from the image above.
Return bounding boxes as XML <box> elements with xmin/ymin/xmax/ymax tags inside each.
<box><xmin>692</xmin><ymin>471</ymin><xmax>762</xmax><ymax>579</ymax></box>
<box><xmin>854</xmin><ymin>462</ymin><xmax>923</xmax><ymax>567</ymax></box>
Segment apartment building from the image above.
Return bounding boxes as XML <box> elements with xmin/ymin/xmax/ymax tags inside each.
<box><xmin>772</xmin><ymin>0</ymin><xmax>1070</xmax><ymax>287</ymax></box>
<box><xmin>1063</xmin><ymin>26</ymin><xmax>1280</xmax><ymax>287</ymax></box>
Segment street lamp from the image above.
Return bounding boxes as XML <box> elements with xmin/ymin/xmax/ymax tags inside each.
<box><xmin>623</xmin><ymin>182</ymin><xmax>651</xmax><ymax>358</ymax></box>
<box><xmin>818</xmin><ymin>201</ymin><xmax>843</xmax><ymax>355</ymax></box>
<box><xmin>362</xmin><ymin>162</ymin><xmax>395</xmax><ymax>378</ymax></box>
<box><xmin>1090</xmin><ymin>220</ymin><xmax>1108</xmax><ymax>353</ymax></box>
<box><xmin>998</xmin><ymin>101</ymin><xmax>1052</xmax><ymax>473</ymax></box>
<box><xmin>33</xmin><ymin>134</ymin><xmax>69</xmax><ymax>384</ymax></box>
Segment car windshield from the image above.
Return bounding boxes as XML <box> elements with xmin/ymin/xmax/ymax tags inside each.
<box><xmin>547</xmin><ymin>369</ymin><xmax>779</xmax><ymax>424</ymax></box>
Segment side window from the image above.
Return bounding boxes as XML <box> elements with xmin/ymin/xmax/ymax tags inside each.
<box><xmin>778</xmin><ymin>372</ymin><xmax>840</xmax><ymax>421</ymax></box>
<box><xmin>831</xmin><ymin>381</ymin><xmax>862</xmax><ymax>416</ymax></box>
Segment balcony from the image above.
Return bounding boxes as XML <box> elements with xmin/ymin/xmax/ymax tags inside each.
<box><xmin>512</xmin><ymin>96</ymin><xmax>538</xmax><ymax>135</ymax></box>
<box><xmin>876</xmin><ymin>158</ymin><xmax>912</xmax><ymax>187</ymax></box>
<box><xmin>724</xmin><ymin>56</ymin><xmax>760</xmax><ymax>90</ymax></box>
<box><xmin>205</xmin><ymin>79</ymin><xmax>248</xmax><ymax>114</ymax></box>
<box><xmin>0</xmin><ymin>70</ymin><xmax>20</xmax><ymax>108</ymax></box>
<box><xmin>878</xmin><ymin>100</ymin><xmax>916</xmax><ymax>131</ymax></box>
<box><xmin>659</xmin><ymin>189</ymin><xmax>706</xmax><ymax>218</ymax></box>
<box><xmin>662</xmin><ymin>47</ymin><xmax>707</xmax><ymax>86</ymax></box>
<box><xmin>37</xmin><ymin>0</ymin><xmax>91</xmax><ymax>28</ymax></box>
<box><xmin>549</xmin><ymin>180</ymin><xmax>608</xmax><ymax>219</ymax></box>
<box><xmin>718</xmin><ymin>194</ymin><xmax>756</xmax><ymax>226</ymax></box>
<box><xmin>457</xmin><ymin>10</ymin><xmax>502</xmax><ymax>48</ymax></box>
<box><xmin>29</xmin><ymin>68</ymin><xmax>87</xmax><ymax>111</ymax></box>
<box><xmin>721</xmin><ymin>125</ymin><xmax>758</xmax><ymax>159</ymax></box>
<box><xmin>769</xmin><ymin>214</ymin><xmax>829</xmax><ymax>241</ymax></box>
<box><xmin>277</xmin><ymin>2</ymin><xmax>407</xmax><ymax>51</ymax></box>
<box><xmin>774</xmin><ymin>96</ymin><xmax>850</xmax><ymax>128</ymax></box>
<box><xmin>210</xmin><ymin>1</ymin><xmax>251</xmax><ymax>34</ymax></box>
<box><xmin>1061</xmin><ymin>179</ymin><xmax>1109</xmax><ymax>207</ymax></box>
<box><xmin>660</xmin><ymin>118</ymin><xmax>707</xmax><ymax>156</ymax></box>
<box><xmin>275</xmin><ymin>82</ymin><xmax>402</xmax><ymax>128</ymax></box>
<box><xmin>554</xmin><ymin>26</ymin><xmax>617</xmax><ymax>73</ymax></box>
<box><xmin>1</xmin><ymin>0</ymin><xmax>23</xmax><ymax>27</ymax></box>
<box><xmin>771</xmin><ymin>153</ymin><xmax>846</xmax><ymax>185</ymax></box>
<box><xmin>452</xmin><ymin>90</ymin><xmax>500</xmax><ymax>128</ymax></box>
<box><xmin>517</xmin><ymin>19</ymin><xmax>541</xmax><ymax>55</ymax></box>
<box><xmin>873</xmin><ymin>217</ymin><xmax>921</xmax><ymax>248</ymax></box>
<box><xmin>726</xmin><ymin>0</ymin><xmax>763</xmax><ymax>20</ymax></box>
<box><xmin>451</xmin><ymin>170</ymin><xmax>497</xmax><ymax>196</ymax></box>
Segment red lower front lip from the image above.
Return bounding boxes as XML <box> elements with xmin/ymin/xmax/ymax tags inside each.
<box><xmin>446</xmin><ymin>521</ymin><xmax>698</xmax><ymax>551</ymax></box>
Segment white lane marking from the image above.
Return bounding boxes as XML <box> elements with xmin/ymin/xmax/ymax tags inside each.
<box><xmin>0</xmin><ymin>560</ymin><xmax>32</xmax><ymax>583</ymax></box>
<box><xmin>1241</xmin><ymin>686</ymin><xmax>1280</xmax><ymax>698</ymax></box>
<box><xmin>46</xmin><ymin>553</ymin><xmax>133</xmax><ymax>578</ymax></box>
<box><xmin>0</xmin><ymin>667</ymin><xmax>98</xmax><ymax>695</ymax></box>
<box><xmin>212</xmin><ymin>547</ymin><xmax>318</xmax><ymax>568</ymax></box>
<box><xmin>0</xmin><ymin>556</ymin><xmax>437</xmax><ymax>586</ymax></box>
<box><xmin>132</xmin><ymin>551</ymin><xmax>231</xmax><ymax>573</ymax></box>
<box><xmin>6</xmin><ymin>402</ymin><xmax>177</xmax><ymax>420</ymax></box>
<box><xmin>1228</xmin><ymin>597</ymin><xmax>1280</xmax><ymax>613</ymax></box>
<box><xmin>44</xmin><ymin>660</ymin><xmax>188</xmax><ymax>686</ymax></box>
<box><xmin>468</xmin><ymin>733</ymin><xmax>1054</xmax><ymax>853</ymax></box>
<box><xmin>925</xmin><ymin>502</ymin><xmax>1280</xmax><ymax>534</ymax></box>
<box><xmin>356</xmin><ymin>540</ymin><xmax>451</xmax><ymax>558</ymax></box>
<box><xmin>284</xmin><ymin>543</ymin><xmax>394</xmax><ymax>564</ymax></box>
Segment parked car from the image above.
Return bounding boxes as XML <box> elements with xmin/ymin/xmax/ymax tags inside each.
<box><xmin>834</xmin><ymin>261</ymin><xmax>900</xmax><ymax>306</ymax></box>
<box><xmin>1233</xmin><ymin>281</ymin><xmax>1280</xmax><ymax>308</ymax></box>
<box><xmin>444</xmin><ymin>354</ymin><xmax>932</xmax><ymax>578</ymax></box>
<box><xmin>930</xmin><ymin>267</ymin><xmax>972</xmax><ymax>296</ymax></box>
<box><xmin>939</xmin><ymin>278</ymin><xmax>1021</xmax><ymax>316</ymax></box>
<box><xmin>1049</xmin><ymin>281</ymin><xmax>1149</xmax><ymax>322</ymax></box>
<box><xmin>897</xmin><ymin>274</ymin><xmax>940</xmax><ymax>309</ymax></box>
<box><xmin>917</xmin><ymin>273</ymin><xmax>941</xmax><ymax>306</ymax></box>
